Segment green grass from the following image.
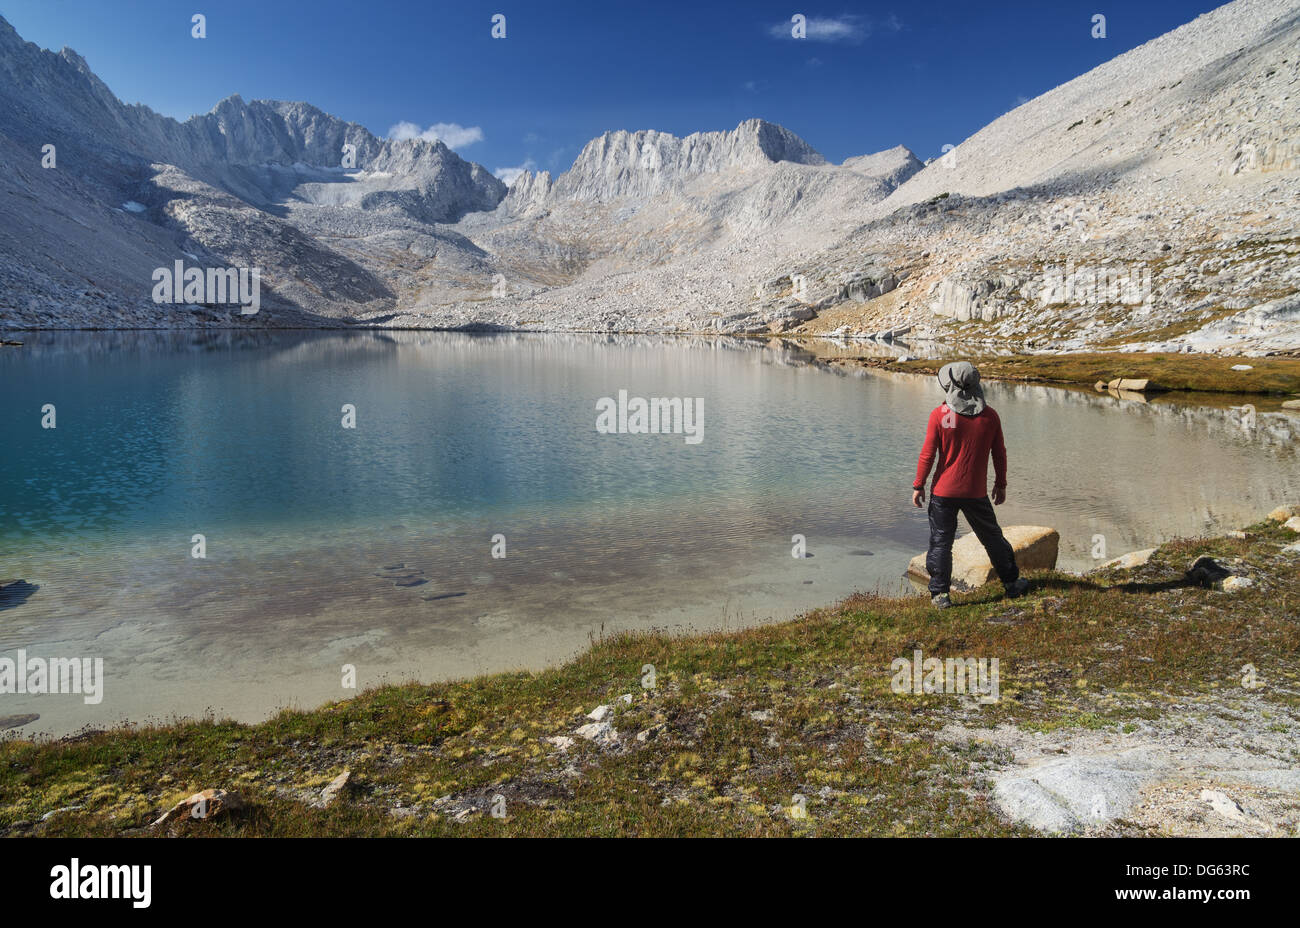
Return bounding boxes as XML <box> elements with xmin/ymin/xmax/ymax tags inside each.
<box><xmin>868</xmin><ymin>353</ymin><xmax>1300</xmax><ymax>396</ymax></box>
<box><xmin>3</xmin><ymin>524</ymin><xmax>1298</xmax><ymax>837</ymax></box>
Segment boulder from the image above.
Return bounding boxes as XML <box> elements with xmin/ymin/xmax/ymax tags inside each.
<box><xmin>574</xmin><ymin>720</ymin><xmax>618</xmax><ymax>744</ymax></box>
<box><xmin>837</xmin><ymin>270</ymin><xmax>899</xmax><ymax>303</ymax></box>
<box><xmin>1200</xmin><ymin>789</ymin><xmax>1250</xmax><ymax>825</ymax></box>
<box><xmin>1092</xmin><ymin>547</ymin><xmax>1157</xmax><ymax>572</ymax></box>
<box><xmin>763</xmin><ymin>302</ymin><xmax>816</xmax><ymax>333</ymax></box>
<box><xmin>931</xmin><ymin>276</ymin><xmax>1012</xmax><ymax>322</ymax></box>
<box><xmin>318</xmin><ymin>770</ymin><xmax>352</xmax><ymax>807</ymax></box>
<box><xmin>992</xmin><ymin>748</ymin><xmax>1154</xmax><ymax>833</ymax></box>
<box><xmin>907</xmin><ymin>526</ymin><xmax>1059</xmax><ymax>591</ymax></box>
<box><xmin>151</xmin><ymin>788</ymin><xmax>245</xmax><ymax>826</ymax></box>
<box><xmin>1105</xmin><ymin>378</ymin><xmax>1157</xmax><ymax>393</ymax></box>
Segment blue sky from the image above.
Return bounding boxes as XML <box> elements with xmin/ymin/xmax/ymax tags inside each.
<box><xmin>2</xmin><ymin>0</ymin><xmax>1222</xmax><ymax>180</ymax></box>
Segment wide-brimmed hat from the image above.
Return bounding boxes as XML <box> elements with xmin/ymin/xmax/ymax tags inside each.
<box><xmin>937</xmin><ymin>361</ymin><xmax>986</xmax><ymax>416</ymax></box>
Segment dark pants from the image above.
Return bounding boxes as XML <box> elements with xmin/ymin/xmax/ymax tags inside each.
<box><xmin>926</xmin><ymin>494</ymin><xmax>1019</xmax><ymax>595</ymax></box>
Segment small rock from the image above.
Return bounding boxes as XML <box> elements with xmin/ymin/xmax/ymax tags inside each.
<box><xmin>1093</xmin><ymin>548</ymin><xmax>1156</xmax><ymax>572</ymax></box>
<box><xmin>574</xmin><ymin>721</ymin><xmax>618</xmax><ymax>744</ymax></box>
<box><xmin>546</xmin><ymin>735</ymin><xmax>576</xmax><ymax>751</ymax></box>
<box><xmin>319</xmin><ymin>770</ymin><xmax>351</xmax><ymax>806</ymax></box>
<box><xmin>40</xmin><ymin>805</ymin><xmax>84</xmax><ymax>822</ymax></box>
<box><xmin>1284</xmin><ymin>516</ymin><xmax>1300</xmax><ymax>533</ymax></box>
<box><xmin>587</xmin><ymin>705</ymin><xmax>611</xmax><ymax>721</ymax></box>
<box><xmin>1282</xmin><ymin>400</ymin><xmax>1300</xmax><ymax>410</ymax></box>
<box><xmin>1200</xmin><ymin>789</ymin><xmax>1249</xmax><ymax>824</ymax></box>
<box><xmin>152</xmin><ymin>788</ymin><xmax>245</xmax><ymax>826</ymax></box>
<box><xmin>1230</xmin><ymin>364</ymin><xmax>1253</xmax><ymax>371</ymax></box>
<box><xmin>618</xmin><ymin>693</ymin><xmax>633</xmax><ymax>704</ymax></box>
<box><xmin>749</xmin><ymin>710</ymin><xmax>773</xmax><ymax>722</ymax></box>
<box><xmin>0</xmin><ymin>713</ymin><xmax>40</xmax><ymax>731</ymax></box>
<box><xmin>1221</xmin><ymin>575</ymin><xmax>1255</xmax><ymax>592</ymax></box>
<box><xmin>635</xmin><ymin>724</ymin><xmax>665</xmax><ymax>742</ymax></box>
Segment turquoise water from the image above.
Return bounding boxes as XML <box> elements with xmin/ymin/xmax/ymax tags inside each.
<box><xmin>2</xmin><ymin>331</ymin><xmax>913</xmax><ymax>545</ymax></box>
<box><xmin>1</xmin><ymin>331</ymin><xmax>1297</xmax><ymax>735</ymax></box>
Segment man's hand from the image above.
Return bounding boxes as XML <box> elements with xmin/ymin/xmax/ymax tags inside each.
<box><xmin>912</xmin><ymin>488</ymin><xmax>925</xmax><ymax>508</ymax></box>
<box><xmin>992</xmin><ymin>487</ymin><xmax>1006</xmax><ymax>505</ymax></box>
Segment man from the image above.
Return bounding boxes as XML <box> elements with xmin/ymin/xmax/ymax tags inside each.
<box><xmin>912</xmin><ymin>361</ymin><xmax>1030</xmax><ymax>609</ymax></box>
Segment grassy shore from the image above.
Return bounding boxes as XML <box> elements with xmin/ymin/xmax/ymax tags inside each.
<box><xmin>3</xmin><ymin>521</ymin><xmax>1298</xmax><ymax>837</ymax></box>
<box><xmin>840</xmin><ymin>353</ymin><xmax>1300</xmax><ymax>397</ymax></box>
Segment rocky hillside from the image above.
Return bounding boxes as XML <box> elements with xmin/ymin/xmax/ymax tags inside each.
<box><xmin>785</xmin><ymin>0</ymin><xmax>1300</xmax><ymax>354</ymax></box>
<box><xmin>424</xmin><ymin>119</ymin><xmax>921</xmax><ymax>330</ymax></box>
<box><xmin>1</xmin><ymin>0</ymin><xmax>1298</xmax><ymax>353</ymax></box>
<box><xmin>0</xmin><ymin>15</ymin><xmax>505</xmax><ymax>324</ymax></box>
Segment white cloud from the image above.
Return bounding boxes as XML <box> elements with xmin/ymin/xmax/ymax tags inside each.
<box><xmin>495</xmin><ymin>158</ymin><xmax>537</xmax><ymax>186</ymax></box>
<box><xmin>768</xmin><ymin>14</ymin><xmax>901</xmax><ymax>43</ymax></box>
<box><xmin>387</xmin><ymin>121</ymin><xmax>484</xmax><ymax>149</ymax></box>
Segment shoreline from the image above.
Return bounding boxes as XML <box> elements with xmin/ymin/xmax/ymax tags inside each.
<box><xmin>819</xmin><ymin>350</ymin><xmax>1300</xmax><ymax>399</ymax></box>
<box><xmin>4</xmin><ymin>511</ymin><xmax>1299</xmax><ymax>837</ymax></box>
<box><xmin>6</xmin><ymin>327</ymin><xmax>1300</xmax><ymax>400</ymax></box>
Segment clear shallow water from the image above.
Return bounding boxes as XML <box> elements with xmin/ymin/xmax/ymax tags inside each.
<box><xmin>1</xmin><ymin>330</ymin><xmax>1297</xmax><ymax>736</ymax></box>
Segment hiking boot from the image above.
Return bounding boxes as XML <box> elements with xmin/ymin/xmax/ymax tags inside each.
<box><xmin>1004</xmin><ymin>578</ymin><xmax>1030</xmax><ymax>599</ymax></box>
<box><xmin>931</xmin><ymin>592</ymin><xmax>952</xmax><ymax>609</ymax></box>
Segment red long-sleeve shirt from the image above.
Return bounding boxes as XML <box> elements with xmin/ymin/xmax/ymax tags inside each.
<box><xmin>913</xmin><ymin>405</ymin><xmax>1007</xmax><ymax>499</ymax></box>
